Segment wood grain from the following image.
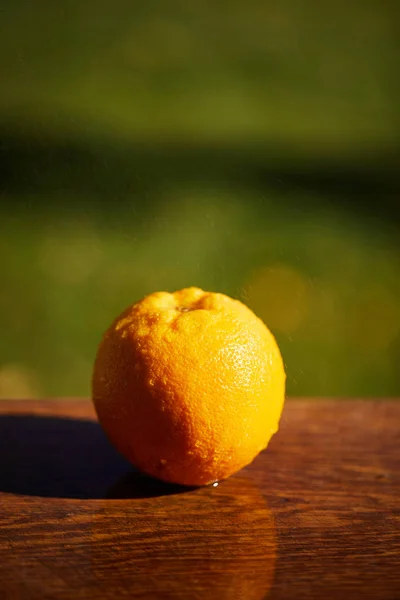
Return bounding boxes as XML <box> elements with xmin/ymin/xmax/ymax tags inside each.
<box><xmin>0</xmin><ymin>399</ymin><xmax>399</xmax><ymax>599</ymax></box>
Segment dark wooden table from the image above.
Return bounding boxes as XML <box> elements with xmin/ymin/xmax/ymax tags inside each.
<box><xmin>0</xmin><ymin>399</ymin><xmax>398</xmax><ymax>599</ymax></box>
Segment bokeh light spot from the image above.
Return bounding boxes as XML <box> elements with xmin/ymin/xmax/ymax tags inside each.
<box><xmin>0</xmin><ymin>364</ymin><xmax>40</xmax><ymax>399</ymax></box>
<box><xmin>244</xmin><ymin>264</ymin><xmax>311</xmax><ymax>334</ymax></box>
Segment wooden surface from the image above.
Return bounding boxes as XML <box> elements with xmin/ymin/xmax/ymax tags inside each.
<box><xmin>0</xmin><ymin>399</ymin><xmax>399</xmax><ymax>600</ymax></box>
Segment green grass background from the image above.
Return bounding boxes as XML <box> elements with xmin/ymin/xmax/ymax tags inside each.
<box><xmin>0</xmin><ymin>0</ymin><xmax>399</xmax><ymax>398</ymax></box>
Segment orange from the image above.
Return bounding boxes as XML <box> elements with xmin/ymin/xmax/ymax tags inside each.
<box><xmin>92</xmin><ymin>287</ymin><xmax>286</xmax><ymax>486</ymax></box>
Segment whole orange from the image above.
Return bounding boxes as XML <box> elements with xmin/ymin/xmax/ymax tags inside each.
<box><xmin>92</xmin><ymin>287</ymin><xmax>286</xmax><ymax>486</ymax></box>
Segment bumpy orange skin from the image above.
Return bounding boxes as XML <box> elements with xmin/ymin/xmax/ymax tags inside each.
<box><xmin>92</xmin><ymin>287</ymin><xmax>286</xmax><ymax>486</ymax></box>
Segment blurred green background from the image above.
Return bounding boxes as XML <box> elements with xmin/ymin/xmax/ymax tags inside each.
<box><xmin>0</xmin><ymin>0</ymin><xmax>399</xmax><ymax>399</ymax></box>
